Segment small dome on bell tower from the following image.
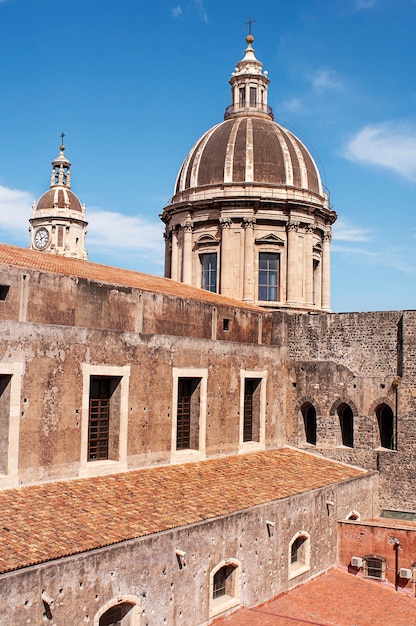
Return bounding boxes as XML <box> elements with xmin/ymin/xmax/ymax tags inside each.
<box><xmin>29</xmin><ymin>136</ymin><xmax>88</xmax><ymax>260</ymax></box>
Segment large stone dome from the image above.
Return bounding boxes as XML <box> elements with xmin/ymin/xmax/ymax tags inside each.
<box><xmin>174</xmin><ymin>116</ymin><xmax>324</xmax><ymax>203</ymax></box>
<box><xmin>161</xmin><ymin>34</ymin><xmax>336</xmax><ymax>312</ymax></box>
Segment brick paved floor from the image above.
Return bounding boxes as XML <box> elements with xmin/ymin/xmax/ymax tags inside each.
<box><xmin>212</xmin><ymin>567</ymin><xmax>416</xmax><ymax>625</ymax></box>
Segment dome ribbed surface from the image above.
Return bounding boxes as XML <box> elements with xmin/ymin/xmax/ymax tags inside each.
<box><xmin>175</xmin><ymin>117</ymin><xmax>322</xmax><ymax>196</ymax></box>
<box><xmin>36</xmin><ymin>188</ymin><xmax>82</xmax><ymax>213</ymax></box>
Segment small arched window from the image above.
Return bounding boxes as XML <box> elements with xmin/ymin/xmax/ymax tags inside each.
<box><xmin>95</xmin><ymin>596</ymin><xmax>140</xmax><ymax>626</ymax></box>
<box><xmin>288</xmin><ymin>531</ymin><xmax>311</xmax><ymax>579</ymax></box>
<box><xmin>209</xmin><ymin>559</ymin><xmax>241</xmax><ymax>618</ymax></box>
<box><xmin>337</xmin><ymin>403</ymin><xmax>354</xmax><ymax>448</ymax></box>
<box><xmin>301</xmin><ymin>403</ymin><xmax>317</xmax><ymax>445</ymax></box>
<box><xmin>376</xmin><ymin>404</ymin><xmax>394</xmax><ymax>450</ymax></box>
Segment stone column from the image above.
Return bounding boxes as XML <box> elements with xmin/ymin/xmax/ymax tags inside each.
<box><xmin>181</xmin><ymin>220</ymin><xmax>193</xmax><ymax>285</ymax></box>
<box><xmin>242</xmin><ymin>217</ymin><xmax>255</xmax><ymax>302</ymax></box>
<box><xmin>321</xmin><ymin>230</ymin><xmax>332</xmax><ymax>310</ymax></box>
<box><xmin>286</xmin><ymin>221</ymin><xmax>299</xmax><ymax>304</ymax></box>
<box><xmin>170</xmin><ymin>228</ymin><xmax>179</xmax><ymax>282</ymax></box>
<box><xmin>163</xmin><ymin>230</ymin><xmax>171</xmax><ymax>278</ymax></box>
<box><xmin>305</xmin><ymin>223</ymin><xmax>314</xmax><ymax>307</ymax></box>
<box><xmin>220</xmin><ymin>217</ymin><xmax>232</xmax><ymax>296</ymax></box>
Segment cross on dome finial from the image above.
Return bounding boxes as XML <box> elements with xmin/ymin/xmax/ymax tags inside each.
<box><xmin>245</xmin><ymin>16</ymin><xmax>256</xmax><ymax>43</ymax></box>
<box><xmin>60</xmin><ymin>132</ymin><xmax>65</xmax><ymax>152</ymax></box>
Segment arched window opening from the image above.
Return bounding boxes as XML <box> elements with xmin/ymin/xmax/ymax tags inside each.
<box><xmin>338</xmin><ymin>403</ymin><xmax>354</xmax><ymax>448</ymax></box>
<box><xmin>209</xmin><ymin>559</ymin><xmax>241</xmax><ymax>618</ymax></box>
<box><xmin>301</xmin><ymin>403</ymin><xmax>317</xmax><ymax>445</ymax></box>
<box><xmin>288</xmin><ymin>531</ymin><xmax>311</xmax><ymax>580</ymax></box>
<box><xmin>99</xmin><ymin>602</ymin><xmax>134</xmax><ymax>626</ymax></box>
<box><xmin>376</xmin><ymin>404</ymin><xmax>394</xmax><ymax>450</ymax></box>
<box><xmin>213</xmin><ymin>564</ymin><xmax>235</xmax><ymax>599</ymax></box>
<box><xmin>346</xmin><ymin>510</ymin><xmax>360</xmax><ymax>521</ymax></box>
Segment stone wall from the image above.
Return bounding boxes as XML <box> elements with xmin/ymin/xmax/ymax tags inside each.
<box><xmin>285</xmin><ymin>311</ymin><xmax>416</xmax><ymax>510</ymax></box>
<box><xmin>0</xmin><ymin>318</ymin><xmax>287</xmax><ymax>486</ymax></box>
<box><xmin>0</xmin><ymin>473</ymin><xmax>376</xmax><ymax>626</ymax></box>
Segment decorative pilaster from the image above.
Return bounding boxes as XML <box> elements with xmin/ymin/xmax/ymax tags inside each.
<box><xmin>286</xmin><ymin>221</ymin><xmax>299</xmax><ymax>304</ymax></box>
<box><xmin>181</xmin><ymin>219</ymin><xmax>193</xmax><ymax>285</ymax></box>
<box><xmin>242</xmin><ymin>217</ymin><xmax>256</xmax><ymax>302</ymax></box>
<box><xmin>219</xmin><ymin>217</ymin><xmax>232</xmax><ymax>296</ymax></box>
<box><xmin>321</xmin><ymin>230</ymin><xmax>332</xmax><ymax>310</ymax></box>
<box><xmin>305</xmin><ymin>223</ymin><xmax>314</xmax><ymax>307</ymax></box>
<box><xmin>170</xmin><ymin>227</ymin><xmax>179</xmax><ymax>282</ymax></box>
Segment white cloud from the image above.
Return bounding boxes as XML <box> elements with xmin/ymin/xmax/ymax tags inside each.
<box><xmin>282</xmin><ymin>97</ymin><xmax>303</xmax><ymax>113</ymax></box>
<box><xmin>171</xmin><ymin>6</ymin><xmax>182</xmax><ymax>18</ymax></box>
<box><xmin>87</xmin><ymin>209</ymin><xmax>164</xmax><ymax>261</ymax></box>
<box><xmin>332</xmin><ymin>219</ymin><xmax>373</xmax><ymax>242</ymax></box>
<box><xmin>311</xmin><ymin>69</ymin><xmax>343</xmax><ymax>93</ymax></box>
<box><xmin>191</xmin><ymin>0</ymin><xmax>208</xmax><ymax>23</ymax></box>
<box><xmin>344</xmin><ymin>122</ymin><xmax>416</xmax><ymax>180</ymax></box>
<box><xmin>0</xmin><ymin>184</ymin><xmax>33</xmax><ymax>236</ymax></box>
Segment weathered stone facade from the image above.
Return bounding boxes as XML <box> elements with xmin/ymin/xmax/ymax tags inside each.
<box><xmin>0</xmin><ymin>471</ymin><xmax>375</xmax><ymax>625</ymax></box>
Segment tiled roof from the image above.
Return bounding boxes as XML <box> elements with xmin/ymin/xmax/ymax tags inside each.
<box><xmin>0</xmin><ymin>448</ymin><xmax>365</xmax><ymax>574</ymax></box>
<box><xmin>212</xmin><ymin>567</ymin><xmax>416</xmax><ymax>625</ymax></box>
<box><xmin>0</xmin><ymin>243</ymin><xmax>261</xmax><ymax>311</ymax></box>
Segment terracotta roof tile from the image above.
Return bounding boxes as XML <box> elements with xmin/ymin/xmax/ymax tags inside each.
<box><xmin>0</xmin><ymin>449</ymin><xmax>364</xmax><ymax>574</ymax></box>
<box><xmin>0</xmin><ymin>243</ymin><xmax>261</xmax><ymax>311</ymax></box>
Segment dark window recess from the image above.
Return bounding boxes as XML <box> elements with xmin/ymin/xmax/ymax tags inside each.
<box><xmin>176</xmin><ymin>377</ymin><xmax>201</xmax><ymax>450</ymax></box>
<box><xmin>301</xmin><ymin>403</ymin><xmax>317</xmax><ymax>445</ymax></box>
<box><xmin>200</xmin><ymin>253</ymin><xmax>217</xmax><ymax>293</ymax></box>
<box><xmin>258</xmin><ymin>252</ymin><xmax>279</xmax><ymax>301</ymax></box>
<box><xmin>365</xmin><ymin>556</ymin><xmax>384</xmax><ymax>579</ymax></box>
<box><xmin>250</xmin><ymin>86</ymin><xmax>256</xmax><ymax>106</ymax></box>
<box><xmin>88</xmin><ymin>376</ymin><xmax>121</xmax><ymax>461</ymax></box>
<box><xmin>213</xmin><ymin>565</ymin><xmax>235</xmax><ymax>599</ymax></box>
<box><xmin>376</xmin><ymin>404</ymin><xmax>394</xmax><ymax>449</ymax></box>
<box><xmin>99</xmin><ymin>602</ymin><xmax>134</xmax><ymax>626</ymax></box>
<box><xmin>243</xmin><ymin>378</ymin><xmax>261</xmax><ymax>442</ymax></box>
<box><xmin>239</xmin><ymin>87</ymin><xmax>246</xmax><ymax>107</ymax></box>
<box><xmin>0</xmin><ymin>285</ymin><xmax>9</xmax><ymax>301</ymax></box>
<box><xmin>223</xmin><ymin>319</ymin><xmax>230</xmax><ymax>331</ymax></box>
<box><xmin>291</xmin><ymin>536</ymin><xmax>307</xmax><ymax>565</ymax></box>
<box><xmin>338</xmin><ymin>403</ymin><xmax>354</xmax><ymax>447</ymax></box>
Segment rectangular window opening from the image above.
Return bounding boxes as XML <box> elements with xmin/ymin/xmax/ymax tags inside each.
<box><xmin>88</xmin><ymin>375</ymin><xmax>122</xmax><ymax>461</ymax></box>
<box><xmin>176</xmin><ymin>377</ymin><xmax>201</xmax><ymax>450</ymax></box>
<box><xmin>0</xmin><ymin>375</ymin><xmax>12</xmax><ymax>474</ymax></box>
<box><xmin>243</xmin><ymin>378</ymin><xmax>261</xmax><ymax>443</ymax></box>
<box><xmin>200</xmin><ymin>253</ymin><xmax>217</xmax><ymax>293</ymax></box>
<box><xmin>250</xmin><ymin>86</ymin><xmax>256</xmax><ymax>106</ymax></box>
<box><xmin>0</xmin><ymin>285</ymin><xmax>10</xmax><ymax>301</ymax></box>
<box><xmin>258</xmin><ymin>252</ymin><xmax>279</xmax><ymax>302</ymax></box>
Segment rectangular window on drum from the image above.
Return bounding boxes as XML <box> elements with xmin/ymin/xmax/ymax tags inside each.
<box><xmin>200</xmin><ymin>253</ymin><xmax>217</xmax><ymax>293</ymax></box>
<box><xmin>258</xmin><ymin>252</ymin><xmax>279</xmax><ymax>301</ymax></box>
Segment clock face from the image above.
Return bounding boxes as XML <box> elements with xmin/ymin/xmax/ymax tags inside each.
<box><xmin>34</xmin><ymin>227</ymin><xmax>49</xmax><ymax>250</ymax></box>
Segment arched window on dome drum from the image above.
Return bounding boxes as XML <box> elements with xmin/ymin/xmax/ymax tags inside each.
<box><xmin>376</xmin><ymin>404</ymin><xmax>394</xmax><ymax>449</ymax></box>
<box><xmin>200</xmin><ymin>253</ymin><xmax>217</xmax><ymax>293</ymax></box>
<box><xmin>258</xmin><ymin>252</ymin><xmax>279</xmax><ymax>301</ymax></box>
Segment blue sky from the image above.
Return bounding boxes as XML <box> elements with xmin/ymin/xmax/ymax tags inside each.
<box><xmin>0</xmin><ymin>0</ymin><xmax>415</xmax><ymax>312</ymax></box>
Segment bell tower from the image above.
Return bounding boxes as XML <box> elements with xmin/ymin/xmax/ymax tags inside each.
<box><xmin>29</xmin><ymin>138</ymin><xmax>88</xmax><ymax>259</ymax></box>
